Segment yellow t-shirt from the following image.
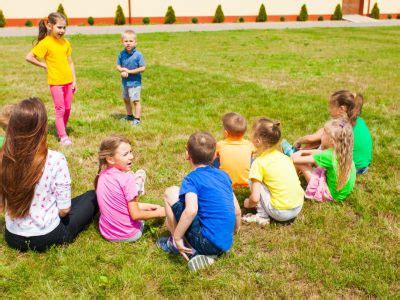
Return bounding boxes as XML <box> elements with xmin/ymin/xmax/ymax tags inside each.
<box><xmin>32</xmin><ymin>36</ymin><xmax>73</xmax><ymax>85</ymax></box>
<box><xmin>249</xmin><ymin>148</ymin><xmax>304</xmax><ymax>210</ymax></box>
<box><xmin>216</xmin><ymin>138</ymin><xmax>255</xmax><ymax>187</ymax></box>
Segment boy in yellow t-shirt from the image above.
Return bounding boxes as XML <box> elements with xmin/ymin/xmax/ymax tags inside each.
<box><xmin>214</xmin><ymin>112</ymin><xmax>255</xmax><ymax>187</ymax></box>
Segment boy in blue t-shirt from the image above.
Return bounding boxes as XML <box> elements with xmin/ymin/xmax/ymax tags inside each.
<box><xmin>158</xmin><ymin>132</ymin><xmax>241</xmax><ymax>271</ymax></box>
<box><xmin>116</xmin><ymin>30</ymin><xmax>145</xmax><ymax>126</ymax></box>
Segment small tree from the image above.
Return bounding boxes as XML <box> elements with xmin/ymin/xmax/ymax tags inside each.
<box><xmin>280</xmin><ymin>16</ymin><xmax>285</xmax><ymax>22</ymax></box>
<box><xmin>142</xmin><ymin>17</ymin><xmax>150</xmax><ymax>25</ymax></box>
<box><xmin>298</xmin><ymin>4</ymin><xmax>308</xmax><ymax>21</ymax></box>
<box><xmin>331</xmin><ymin>4</ymin><xmax>342</xmax><ymax>20</ymax></box>
<box><xmin>25</xmin><ymin>20</ymin><xmax>33</xmax><ymax>27</ymax></box>
<box><xmin>87</xmin><ymin>16</ymin><xmax>94</xmax><ymax>26</ymax></box>
<box><xmin>256</xmin><ymin>4</ymin><xmax>267</xmax><ymax>22</ymax></box>
<box><xmin>114</xmin><ymin>5</ymin><xmax>126</xmax><ymax>25</ymax></box>
<box><xmin>238</xmin><ymin>17</ymin><xmax>245</xmax><ymax>23</ymax></box>
<box><xmin>57</xmin><ymin>3</ymin><xmax>69</xmax><ymax>25</ymax></box>
<box><xmin>213</xmin><ymin>5</ymin><xmax>225</xmax><ymax>23</ymax></box>
<box><xmin>370</xmin><ymin>3</ymin><xmax>380</xmax><ymax>19</ymax></box>
<box><xmin>164</xmin><ymin>6</ymin><xmax>176</xmax><ymax>24</ymax></box>
<box><xmin>191</xmin><ymin>17</ymin><xmax>198</xmax><ymax>24</ymax></box>
<box><xmin>0</xmin><ymin>10</ymin><xmax>6</xmax><ymax>27</ymax></box>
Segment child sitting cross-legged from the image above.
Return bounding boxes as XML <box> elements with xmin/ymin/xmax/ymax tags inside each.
<box><xmin>214</xmin><ymin>112</ymin><xmax>255</xmax><ymax>187</ymax></box>
<box><xmin>243</xmin><ymin>118</ymin><xmax>304</xmax><ymax>225</ymax></box>
<box><xmin>158</xmin><ymin>132</ymin><xmax>241</xmax><ymax>272</ymax></box>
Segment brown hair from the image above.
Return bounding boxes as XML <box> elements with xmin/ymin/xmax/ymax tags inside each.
<box><xmin>0</xmin><ymin>98</ymin><xmax>48</xmax><ymax>218</ymax></box>
<box><xmin>0</xmin><ymin>104</ymin><xmax>15</xmax><ymax>131</ymax></box>
<box><xmin>251</xmin><ymin>118</ymin><xmax>281</xmax><ymax>150</ymax></box>
<box><xmin>222</xmin><ymin>112</ymin><xmax>247</xmax><ymax>137</ymax></box>
<box><xmin>353</xmin><ymin>93</ymin><xmax>364</xmax><ymax>118</ymax></box>
<box><xmin>330</xmin><ymin>90</ymin><xmax>356</xmax><ymax>126</ymax></box>
<box><xmin>324</xmin><ymin>118</ymin><xmax>354</xmax><ymax>190</ymax></box>
<box><xmin>95</xmin><ymin>134</ymin><xmax>131</xmax><ymax>189</ymax></box>
<box><xmin>36</xmin><ymin>12</ymin><xmax>66</xmax><ymax>44</ymax></box>
<box><xmin>187</xmin><ymin>132</ymin><xmax>216</xmax><ymax>165</ymax></box>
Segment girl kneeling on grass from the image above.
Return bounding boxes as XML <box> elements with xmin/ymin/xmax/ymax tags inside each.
<box><xmin>95</xmin><ymin>135</ymin><xmax>165</xmax><ymax>242</ymax></box>
<box><xmin>291</xmin><ymin>118</ymin><xmax>356</xmax><ymax>202</ymax></box>
<box><xmin>243</xmin><ymin>118</ymin><xmax>304</xmax><ymax>225</ymax></box>
<box><xmin>1</xmin><ymin>98</ymin><xmax>98</xmax><ymax>252</ymax></box>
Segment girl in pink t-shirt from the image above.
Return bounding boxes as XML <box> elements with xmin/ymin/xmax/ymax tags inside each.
<box><xmin>95</xmin><ymin>135</ymin><xmax>165</xmax><ymax>242</ymax></box>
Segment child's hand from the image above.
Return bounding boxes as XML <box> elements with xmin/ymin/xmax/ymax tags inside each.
<box><xmin>173</xmin><ymin>237</ymin><xmax>193</xmax><ymax>261</ymax></box>
<box><xmin>244</xmin><ymin>198</ymin><xmax>251</xmax><ymax>208</ymax></box>
<box><xmin>72</xmin><ymin>81</ymin><xmax>77</xmax><ymax>94</ymax></box>
<box><xmin>155</xmin><ymin>206</ymin><xmax>166</xmax><ymax>217</ymax></box>
<box><xmin>121</xmin><ymin>71</ymin><xmax>129</xmax><ymax>78</ymax></box>
<box><xmin>293</xmin><ymin>140</ymin><xmax>301</xmax><ymax>149</ymax></box>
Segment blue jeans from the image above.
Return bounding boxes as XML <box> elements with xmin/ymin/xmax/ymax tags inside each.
<box><xmin>356</xmin><ymin>166</ymin><xmax>369</xmax><ymax>175</ymax></box>
<box><xmin>171</xmin><ymin>201</ymin><xmax>223</xmax><ymax>256</ymax></box>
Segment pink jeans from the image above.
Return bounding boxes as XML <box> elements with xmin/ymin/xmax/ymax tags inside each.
<box><xmin>49</xmin><ymin>83</ymin><xmax>73</xmax><ymax>138</ymax></box>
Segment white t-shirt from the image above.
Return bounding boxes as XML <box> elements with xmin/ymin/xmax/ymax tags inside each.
<box><xmin>5</xmin><ymin>150</ymin><xmax>71</xmax><ymax>237</ymax></box>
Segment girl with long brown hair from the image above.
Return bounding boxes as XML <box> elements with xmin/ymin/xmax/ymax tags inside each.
<box><xmin>0</xmin><ymin>98</ymin><xmax>98</xmax><ymax>252</ymax></box>
<box><xmin>291</xmin><ymin>118</ymin><xmax>356</xmax><ymax>202</ymax></box>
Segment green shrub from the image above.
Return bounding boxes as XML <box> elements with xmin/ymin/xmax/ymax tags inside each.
<box><xmin>57</xmin><ymin>3</ymin><xmax>69</xmax><ymax>25</ymax></box>
<box><xmin>191</xmin><ymin>17</ymin><xmax>198</xmax><ymax>24</ymax></box>
<box><xmin>397</xmin><ymin>14</ymin><xmax>400</xmax><ymax>19</ymax></box>
<box><xmin>143</xmin><ymin>17</ymin><xmax>150</xmax><ymax>24</ymax></box>
<box><xmin>298</xmin><ymin>4</ymin><xmax>308</xmax><ymax>21</ymax></box>
<box><xmin>332</xmin><ymin>4</ymin><xmax>343</xmax><ymax>20</ymax></box>
<box><xmin>87</xmin><ymin>16</ymin><xmax>94</xmax><ymax>26</ymax></box>
<box><xmin>213</xmin><ymin>5</ymin><xmax>225</xmax><ymax>23</ymax></box>
<box><xmin>238</xmin><ymin>17</ymin><xmax>244</xmax><ymax>23</ymax></box>
<box><xmin>256</xmin><ymin>4</ymin><xmax>267</xmax><ymax>22</ymax></box>
<box><xmin>0</xmin><ymin>10</ymin><xmax>5</xmax><ymax>27</ymax></box>
<box><xmin>164</xmin><ymin>6</ymin><xmax>176</xmax><ymax>24</ymax></box>
<box><xmin>387</xmin><ymin>14</ymin><xmax>392</xmax><ymax>19</ymax></box>
<box><xmin>280</xmin><ymin>16</ymin><xmax>285</xmax><ymax>22</ymax></box>
<box><xmin>25</xmin><ymin>19</ymin><xmax>33</xmax><ymax>27</ymax></box>
<box><xmin>318</xmin><ymin>16</ymin><xmax>324</xmax><ymax>21</ymax></box>
<box><xmin>370</xmin><ymin>3</ymin><xmax>380</xmax><ymax>19</ymax></box>
<box><xmin>114</xmin><ymin>5</ymin><xmax>126</xmax><ymax>25</ymax></box>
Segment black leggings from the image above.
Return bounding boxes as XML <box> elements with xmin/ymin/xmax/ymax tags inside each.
<box><xmin>5</xmin><ymin>190</ymin><xmax>98</xmax><ymax>252</ymax></box>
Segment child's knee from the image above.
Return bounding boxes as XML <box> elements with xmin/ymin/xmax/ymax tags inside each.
<box><xmin>164</xmin><ymin>186</ymin><xmax>179</xmax><ymax>206</ymax></box>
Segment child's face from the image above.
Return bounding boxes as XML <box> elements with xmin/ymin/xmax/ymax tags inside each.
<box><xmin>329</xmin><ymin>101</ymin><xmax>347</xmax><ymax>119</ymax></box>
<box><xmin>122</xmin><ymin>34</ymin><xmax>137</xmax><ymax>52</ymax></box>
<box><xmin>107</xmin><ymin>142</ymin><xmax>133</xmax><ymax>172</ymax></box>
<box><xmin>321</xmin><ymin>129</ymin><xmax>332</xmax><ymax>150</ymax></box>
<box><xmin>48</xmin><ymin>19</ymin><xmax>67</xmax><ymax>39</ymax></box>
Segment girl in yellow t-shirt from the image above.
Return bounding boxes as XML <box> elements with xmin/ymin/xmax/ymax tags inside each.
<box><xmin>243</xmin><ymin>118</ymin><xmax>304</xmax><ymax>226</ymax></box>
<box><xmin>26</xmin><ymin>12</ymin><xmax>76</xmax><ymax>146</ymax></box>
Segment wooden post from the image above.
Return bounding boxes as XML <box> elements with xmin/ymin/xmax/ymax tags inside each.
<box><xmin>128</xmin><ymin>0</ymin><xmax>132</xmax><ymax>24</ymax></box>
<box><xmin>367</xmin><ymin>0</ymin><xmax>371</xmax><ymax>15</ymax></box>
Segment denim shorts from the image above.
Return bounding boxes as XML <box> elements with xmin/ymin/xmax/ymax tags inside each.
<box><xmin>122</xmin><ymin>85</ymin><xmax>141</xmax><ymax>102</ymax></box>
<box><xmin>171</xmin><ymin>201</ymin><xmax>223</xmax><ymax>256</ymax></box>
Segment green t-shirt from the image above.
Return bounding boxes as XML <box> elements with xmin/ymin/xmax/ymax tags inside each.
<box><xmin>0</xmin><ymin>135</ymin><xmax>4</xmax><ymax>149</ymax></box>
<box><xmin>353</xmin><ymin>117</ymin><xmax>373</xmax><ymax>169</ymax></box>
<box><xmin>313</xmin><ymin>149</ymin><xmax>356</xmax><ymax>201</ymax></box>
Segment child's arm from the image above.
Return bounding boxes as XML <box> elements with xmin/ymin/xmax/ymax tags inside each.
<box><xmin>124</xmin><ymin>66</ymin><xmax>146</xmax><ymax>75</ymax></box>
<box><xmin>173</xmin><ymin>192</ymin><xmax>198</xmax><ymax>259</ymax></box>
<box><xmin>68</xmin><ymin>56</ymin><xmax>77</xmax><ymax>93</ymax></box>
<box><xmin>291</xmin><ymin>150</ymin><xmax>317</xmax><ymax>165</ymax></box>
<box><xmin>294</xmin><ymin>128</ymin><xmax>324</xmax><ymax>149</ymax></box>
<box><xmin>128</xmin><ymin>197</ymin><xmax>165</xmax><ymax>221</ymax></box>
<box><xmin>116</xmin><ymin>64</ymin><xmax>129</xmax><ymax>78</ymax></box>
<box><xmin>25</xmin><ymin>52</ymin><xmax>47</xmax><ymax>70</ymax></box>
<box><xmin>233</xmin><ymin>193</ymin><xmax>241</xmax><ymax>234</ymax></box>
<box><xmin>244</xmin><ymin>179</ymin><xmax>262</xmax><ymax>209</ymax></box>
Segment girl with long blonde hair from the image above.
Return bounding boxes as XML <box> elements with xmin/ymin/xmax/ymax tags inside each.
<box><xmin>291</xmin><ymin>118</ymin><xmax>356</xmax><ymax>202</ymax></box>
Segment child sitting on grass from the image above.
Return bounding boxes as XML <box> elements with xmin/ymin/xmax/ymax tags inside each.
<box><xmin>243</xmin><ymin>118</ymin><xmax>304</xmax><ymax>225</ymax></box>
<box><xmin>214</xmin><ymin>112</ymin><xmax>255</xmax><ymax>187</ymax></box>
<box><xmin>0</xmin><ymin>104</ymin><xmax>15</xmax><ymax>149</ymax></box>
<box><xmin>95</xmin><ymin>135</ymin><xmax>165</xmax><ymax>242</ymax></box>
<box><xmin>158</xmin><ymin>132</ymin><xmax>241</xmax><ymax>272</ymax></box>
<box><xmin>291</xmin><ymin>118</ymin><xmax>356</xmax><ymax>202</ymax></box>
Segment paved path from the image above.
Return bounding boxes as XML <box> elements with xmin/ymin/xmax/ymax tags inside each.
<box><xmin>1</xmin><ymin>20</ymin><xmax>399</xmax><ymax>37</ymax></box>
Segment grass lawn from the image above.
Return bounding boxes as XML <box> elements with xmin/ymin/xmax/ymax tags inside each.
<box><xmin>0</xmin><ymin>26</ymin><xmax>399</xmax><ymax>298</ymax></box>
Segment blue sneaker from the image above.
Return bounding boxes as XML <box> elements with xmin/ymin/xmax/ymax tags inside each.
<box><xmin>156</xmin><ymin>236</ymin><xmax>179</xmax><ymax>254</ymax></box>
<box><xmin>281</xmin><ymin>139</ymin><xmax>297</xmax><ymax>156</ymax></box>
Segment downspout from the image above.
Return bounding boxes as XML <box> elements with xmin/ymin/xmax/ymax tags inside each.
<box><xmin>367</xmin><ymin>0</ymin><xmax>371</xmax><ymax>15</ymax></box>
<box><xmin>128</xmin><ymin>0</ymin><xmax>132</xmax><ymax>24</ymax></box>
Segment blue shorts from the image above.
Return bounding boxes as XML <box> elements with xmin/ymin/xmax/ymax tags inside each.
<box><xmin>356</xmin><ymin>166</ymin><xmax>369</xmax><ymax>175</ymax></box>
<box><xmin>171</xmin><ymin>201</ymin><xmax>223</xmax><ymax>256</ymax></box>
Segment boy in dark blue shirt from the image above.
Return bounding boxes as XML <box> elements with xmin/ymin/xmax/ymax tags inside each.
<box><xmin>158</xmin><ymin>132</ymin><xmax>241</xmax><ymax>271</ymax></box>
<box><xmin>116</xmin><ymin>30</ymin><xmax>145</xmax><ymax>126</ymax></box>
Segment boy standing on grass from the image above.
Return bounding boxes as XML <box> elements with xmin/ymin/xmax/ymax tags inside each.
<box><xmin>116</xmin><ymin>30</ymin><xmax>145</xmax><ymax>126</ymax></box>
<box><xmin>157</xmin><ymin>132</ymin><xmax>241</xmax><ymax>272</ymax></box>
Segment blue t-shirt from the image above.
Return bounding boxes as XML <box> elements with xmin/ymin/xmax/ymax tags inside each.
<box><xmin>116</xmin><ymin>48</ymin><xmax>145</xmax><ymax>87</ymax></box>
<box><xmin>179</xmin><ymin>166</ymin><xmax>235</xmax><ymax>252</ymax></box>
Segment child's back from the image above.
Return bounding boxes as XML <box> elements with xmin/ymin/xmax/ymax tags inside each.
<box><xmin>353</xmin><ymin>116</ymin><xmax>372</xmax><ymax>170</ymax></box>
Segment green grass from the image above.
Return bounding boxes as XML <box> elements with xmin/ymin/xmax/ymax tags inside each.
<box><xmin>1</xmin><ymin>27</ymin><xmax>400</xmax><ymax>298</ymax></box>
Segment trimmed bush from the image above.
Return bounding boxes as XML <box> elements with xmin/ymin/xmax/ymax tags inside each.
<box><xmin>387</xmin><ymin>14</ymin><xmax>392</xmax><ymax>19</ymax></box>
<box><xmin>213</xmin><ymin>5</ymin><xmax>225</xmax><ymax>23</ymax></box>
<box><xmin>370</xmin><ymin>3</ymin><xmax>380</xmax><ymax>19</ymax></box>
<box><xmin>318</xmin><ymin>16</ymin><xmax>324</xmax><ymax>21</ymax></box>
<box><xmin>332</xmin><ymin>4</ymin><xmax>343</xmax><ymax>20</ymax></box>
<box><xmin>191</xmin><ymin>17</ymin><xmax>198</xmax><ymax>24</ymax></box>
<box><xmin>87</xmin><ymin>16</ymin><xmax>94</xmax><ymax>26</ymax></box>
<box><xmin>142</xmin><ymin>17</ymin><xmax>150</xmax><ymax>25</ymax></box>
<box><xmin>115</xmin><ymin>5</ymin><xmax>126</xmax><ymax>25</ymax></box>
<box><xmin>397</xmin><ymin>14</ymin><xmax>400</xmax><ymax>19</ymax></box>
<box><xmin>256</xmin><ymin>4</ymin><xmax>267</xmax><ymax>22</ymax></box>
<box><xmin>280</xmin><ymin>16</ymin><xmax>285</xmax><ymax>22</ymax></box>
<box><xmin>25</xmin><ymin>19</ymin><xmax>33</xmax><ymax>27</ymax></box>
<box><xmin>57</xmin><ymin>3</ymin><xmax>69</xmax><ymax>25</ymax></box>
<box><xmin>238</xmin><ymin>17</ymin><xmax>245</xmax><ymax>23</ymax></box>
<box><xmin>0</xmin><ymin>10</ymin><xmax>5</xmax><ymax>27</ymax></box>
<box><xmin>164</xmin><ymin>6</ymin><xmax>176</xmax><ymax>24</ymax></box>
<box><xmin>298</xmin><ymin>4</ymin><xmax>308</xmax><ymax>21</ymax></box>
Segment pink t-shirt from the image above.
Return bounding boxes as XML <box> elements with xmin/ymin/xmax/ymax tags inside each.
<box><xmin>96</xmin><ymin>167</ymin><xmax>141</xmax><ymax>241</ymax></box>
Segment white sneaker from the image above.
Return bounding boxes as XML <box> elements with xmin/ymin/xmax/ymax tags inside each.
<box><xmin>242</xmin><ymin>213</ymin><xmax>270</xmax><ymax>226</ymax></box>
<box><xmin>135</xmin><ymin>169</ymin><xmax>146</xmax><ymax>195</ymax></box>
<box><xmin>188</xmin><ymin>255</ymin><xmax>216</xmax><ymax>272</ymax></box>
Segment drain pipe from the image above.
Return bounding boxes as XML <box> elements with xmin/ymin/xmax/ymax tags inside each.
<box><xmin>128</xmin><ymin>0</ymin><xmax>132</xmax><ymax>24</ymax></box>
<box><xmin>367</xmin><ymin>0</ymin><xmax>371</xmax><ymax>15</ymax></box>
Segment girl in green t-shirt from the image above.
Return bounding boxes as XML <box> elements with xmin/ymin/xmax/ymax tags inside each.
<box><xmin>292</xmin><ymin>118</ymin><xmax>356</xmax><ymax>202</ymax></box>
